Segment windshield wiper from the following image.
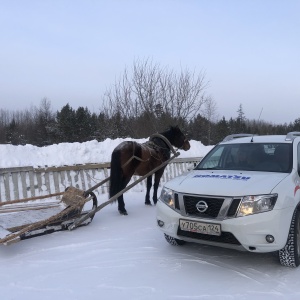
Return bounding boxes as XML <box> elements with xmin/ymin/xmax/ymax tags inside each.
<box><xmin>197</xmin><ymin>167</ymin><xmax>222</xmax><ymax>170</ymax></box>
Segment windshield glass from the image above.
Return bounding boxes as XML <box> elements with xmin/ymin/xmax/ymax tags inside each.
<box><xmin>196</xmin><ymin>143</ymin><xmax>292</xmax><ymax>173</ymax></box>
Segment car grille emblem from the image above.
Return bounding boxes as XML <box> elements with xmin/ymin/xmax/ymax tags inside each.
<box><xmin>196</xmin><ymin>200</ymin><xmax>208</xmax><ymax>213</ymax></box>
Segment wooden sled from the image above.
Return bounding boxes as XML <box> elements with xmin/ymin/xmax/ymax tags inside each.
<box><xmin>0</xmin><ymin>187</ymin><xmax>98</xmax><ymax>245</ymax></box>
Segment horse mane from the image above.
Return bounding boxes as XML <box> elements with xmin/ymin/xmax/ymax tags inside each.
<box><xmin>147</xmin><ymin>126</ymin><xmax>181</xmax><ymax>159</ymax></box>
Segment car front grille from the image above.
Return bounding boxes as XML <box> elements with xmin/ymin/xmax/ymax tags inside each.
<box><xmin>183</xmin><ymin>195</ymin><xmax>224</xmax><ymax>218</ymax></box>
<box><xmin>175</xmin><ymin>193</ymin><xmax>241</xmax><ymax>220</ymax></box>
<box><xmin>227</xmin><ymin>198</ymin><xmax>241</xmax><ymax>217</ymax></box>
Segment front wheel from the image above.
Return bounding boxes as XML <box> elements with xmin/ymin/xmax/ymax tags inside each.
<box><xmin>164</xmin><ymin>234</ymin><xmax>186</xmax><ymax>246</ymax></box>
<box><xmin>279</xmin><ymin>208</ymin><xmax>300</xmax><ymax>267</ymax></box>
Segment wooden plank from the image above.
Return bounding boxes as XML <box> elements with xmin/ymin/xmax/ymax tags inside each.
<box><xmin>44</xmin><ymin>171</ymin><xmax>51</xmax><ymax>194</ymax></box>
<box><xmin>36</xmin><ymin>171</ymin><xmax>43</xmax><ymax>194</ymax></box>
<box><xmin>59</xmin><ymin>170</ymin><xmax>66</xmax><ymax>190</ymax></box>
<box><xmin>103</xmin><ymin>168</ymin><xmax>109</xmax><ymax>194</ymax></box>
<box><xmin>66</xmin><ymin>169</ymin><xmax>72</xmax><ymax>187</ymax></box>
<box><xmin>53</xmin><ymin>171</ymin><xmax>60</xmax><ymax>193</ymax></box>
<box><xmin>4</xmin><ymin>173</ymin><xmax>11</xmax><ymax>201</ymax></box>
<box><xmin>33</xmin><ymin>162</ymin><xmax>111</xmax><ymax>173</ymax></box>
<box><xmin>0</xmin><ymin>202</ymin><xmax>61</xmax><ymax>213</ymax></box>
<box><xmin>172</xmin><ymin>162</ymin><xmax>177</xmax><ymax>178</ymax></box>
<box><xmin>79</xmin><ymin>169</ymin><xmax>86</xmax><ymax>191</ymax></box>
<box><xmin>28</xmin><ymin>170</ymin><xmax>35</xmax><ymax>198</ymax></box>
<box><xmin>0</xmin><ymin>166</ymin><xmax>34</xmax><ymax>174</ymax></box>
<box><xmin>165</xmin><ymin>164</ymin><xmax>170</xmax><ymax>182</ymax></box>
<box><xmin>20</xmin><ymin>171</ymin><xmax>28</xmax><ymax>199</ymax></box>
<box><xmin>12</xmin><ymin>172</ymin><xmax>20</xmax><ymax>200</ymax></box>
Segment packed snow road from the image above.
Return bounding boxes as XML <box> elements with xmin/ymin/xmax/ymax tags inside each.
<box><xmin>0</xmin><ymin>191</ymin><xmax>300</xmax><ymax>300</ymax></box>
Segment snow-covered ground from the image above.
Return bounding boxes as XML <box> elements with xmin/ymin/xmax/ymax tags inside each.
<box><xmin>1</xmin><ymin>138</ymin><xmax>300</xmax><ymax>299</ymax></box>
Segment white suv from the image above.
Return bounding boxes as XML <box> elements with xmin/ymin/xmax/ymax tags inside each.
<box><xmin>156</xmin><ymin>132</ymin><xmax>300</xmax><ymax>267</ymax></box>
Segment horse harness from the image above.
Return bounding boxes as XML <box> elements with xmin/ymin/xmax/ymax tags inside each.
<box><xmin>121</xmin><ymin>133</ymin><xmax>178</xmax><ymax>168</ymax></box>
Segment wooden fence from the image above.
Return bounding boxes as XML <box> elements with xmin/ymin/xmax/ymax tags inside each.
<box><xmin>0</xmin><ymin>157</ymin><xmax>202</xmax><ymax>203</ymax></box>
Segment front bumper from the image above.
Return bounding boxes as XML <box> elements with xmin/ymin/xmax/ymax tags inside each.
<box><xmin>156</xmin><ymin>200</ymin><xmax>294</xmax><ymax>253</ymax></box>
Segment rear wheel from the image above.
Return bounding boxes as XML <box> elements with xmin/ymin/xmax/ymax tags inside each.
<box><xmin>279</xmin><ymin>208</ymin><xmax>300</xmax><ymax>267</ymax></box>
<box><xmin>164</xmin><ymin>234</ymin><xmax>186</xmax><ymax>246</ymax></box>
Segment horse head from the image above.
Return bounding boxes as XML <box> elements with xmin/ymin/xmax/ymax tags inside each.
<box><xmin>169</xmin><ymin>125</ymin><xmax>190</xmax><ymax>151</ymax></box>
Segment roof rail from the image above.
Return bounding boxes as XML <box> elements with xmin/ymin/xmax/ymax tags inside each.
<box><xmin>285</xmin><ymin>132</ymin><xmax>300</xmax><ymax>141</ymax></box>
<box><xmin>222</xmin><ymin>133</ymin><xmax>254</xmax><ymax>142</ymax></box>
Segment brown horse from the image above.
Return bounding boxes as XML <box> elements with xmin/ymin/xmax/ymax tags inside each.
<box><xmin>109</xmin><ymin>126</ymin><xmax>190</xmax><ymax>215</ymax></box>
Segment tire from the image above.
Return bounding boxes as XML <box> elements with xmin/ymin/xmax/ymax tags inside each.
<box><xmin>164</xmin><ymin>234</ymin><xmax>186</xmax><ymax>246</ymax></box>
<box><xmin>279</xmin><ymin>208</ymin><xmax>300</xmax><ymax>267</ymax></box>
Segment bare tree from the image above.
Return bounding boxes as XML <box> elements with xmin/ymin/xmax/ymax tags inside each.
<box><xmin>34</xmin><ymin>98</ymin><xmax>56</xmax><ymax>145</ymax></box>
<box><xmin>203</xmin><ymin>96</ymin><xmax>217</xmax><ymax>145</ymax></box>
<box><xmin>103</xmin><ymin>58</ymin><xmax>209</xmax><ymax>136</ymax></box>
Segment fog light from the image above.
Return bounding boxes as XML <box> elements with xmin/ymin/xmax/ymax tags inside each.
<box><xmin>157</xmin><ymin>220</ymin><xmax>164</xmax><ymax>227</ymax></box>
<box><xmin>266</xmin><ymin>235</ymin><xmax>275</xmax><ymax>243</ymax></box>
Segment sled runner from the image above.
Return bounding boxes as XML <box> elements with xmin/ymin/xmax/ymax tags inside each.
<box><xmin>0</xmin><ymin>187</ymin><xmax>98</xmax><ymax>245</ymax></box>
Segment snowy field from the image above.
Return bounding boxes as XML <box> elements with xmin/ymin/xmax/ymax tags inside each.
<box><xmin>1</xmin><ymin>138</ymin><xmax>300</xmax><ymax>299</ymax></box>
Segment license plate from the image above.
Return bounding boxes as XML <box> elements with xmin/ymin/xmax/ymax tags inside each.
<box><xmin>179</xmin><ymin>219</ymin><xmax>221</xmax><ymax>236</ymax></box>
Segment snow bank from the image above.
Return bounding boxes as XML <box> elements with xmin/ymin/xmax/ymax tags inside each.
<box><xmin>0</xmin><ymin>139</ymin><xmax>213</xmax><ymax>168</ymax></box>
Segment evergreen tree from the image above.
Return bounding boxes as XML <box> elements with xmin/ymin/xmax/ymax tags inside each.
<box><xmin>188</xmin><ymin>114</ymin><xmax>208</xmax><ymax>144</ymax></box>
<box><xmin>293</xmin><ymin>118</ymin><xmax>300</xmax><ymax>131</ymax></box>
<box><xmin>5</xmin><ymin>119</ymin><xmax>24</xmax><ymax>145</ymax></box>
<box><xmin>215</xmin><ymin>117</ymin><xmax>230</xmax><ymax>142</ymax></box>
<box><xmin>236</xmin><ymin>104</ymin><xmax>247</xmax><ymax>133</ymax></box>
<box><xmin>75</xmin><ymin>107</ymin><xmax>92</xmax><ymax>142</ymax></box>
<box><xmin>56</xmin><ymin>104</ymin><xmax>77</xmax><ymax>142</ymax></box>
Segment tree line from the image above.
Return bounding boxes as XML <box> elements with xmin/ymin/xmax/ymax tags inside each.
<box><xmin>1</xmin><ymin>59</ymin><xmax>299</xmax><ymax>146</ymax></box>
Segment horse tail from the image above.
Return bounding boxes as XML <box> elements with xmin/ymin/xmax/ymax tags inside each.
<box><xmin>109</xmin><ymin>142</ymin><xmax>142</xmax><ymax>199</ymax></box>
<box><xmin>109</xmin><ymin>148</ymin><xmax>123</xmax><ymax>198</ymax></box>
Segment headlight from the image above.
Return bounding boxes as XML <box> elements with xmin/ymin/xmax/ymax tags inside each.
<box><xmin>160</xmin><ymin>187</ymin><xmax>175</xmax><ymax>209</ymax></box>
<box><xmin>236</xmin><ymin>194</ymin><xmax>278</xmax><ymax>217</ymax></box>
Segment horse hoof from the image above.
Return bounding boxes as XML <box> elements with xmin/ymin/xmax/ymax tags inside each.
<box><xmin>119</xmin><ymin>210</ymin><xmax>128</xmax><ymax>215</ymax></box>
<box><xmin>145</xmin><ymin>202</ymin><xmax>152</xmax><ymax>206</ymax></box>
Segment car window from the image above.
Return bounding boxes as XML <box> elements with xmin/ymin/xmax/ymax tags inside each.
<box><xmin>196</xmin><ymin>143</ymin><xmax>292</xmax><ymax>172</ymax></box>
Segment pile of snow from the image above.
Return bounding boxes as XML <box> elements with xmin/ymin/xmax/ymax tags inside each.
<box><xmin>0</xmin><ymin>139</ymin><xmax>213</xmax><ymax>168</ymax></box>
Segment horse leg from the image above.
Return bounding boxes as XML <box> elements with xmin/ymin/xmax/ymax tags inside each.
<box><xmin>153</xmin><ymin>169</ymin><xmax>165</xmax><ymax>204</ymax></box>
<box><xmin>117</xmin><ymin>193</ymin><xmax>127</xmax><ymax>215</ymax></box>
<box><xmin>117</xmin><ymin>176</ymin><xmax>132</xmax><ymax>215</ymax></box>
<box><xmin>110</xmin><ymin>141</ymin><xmax>142</xmax><ymax>216</ymax></box>
<box><xmin>145</xmin><ymin>175</ymin><xmax>152</xmax><ymax>205</ymax></box>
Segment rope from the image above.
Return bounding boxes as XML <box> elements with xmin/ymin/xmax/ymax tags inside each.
<box><xmin>121</xmin><ymin>155</ymin><xmax>150</xmax><ymax>168</ymax></box>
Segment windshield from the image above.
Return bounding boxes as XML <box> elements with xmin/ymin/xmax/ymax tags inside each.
<box><xmin>196</xmin><ymin>143</ymin><xmax>292</xmax><ymax>173</ymax></box>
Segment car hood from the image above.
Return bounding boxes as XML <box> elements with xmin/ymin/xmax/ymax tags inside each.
<box><xmin>164</xmin><ymin>170</ymin><xmax>289</xmax><ymax>196</ymax></box>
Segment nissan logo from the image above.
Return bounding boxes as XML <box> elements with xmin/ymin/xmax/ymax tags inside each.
<box><xmin>196</xmin><ymin>200</ymin><xmax>208</xmax><ymax>213</ymax></box>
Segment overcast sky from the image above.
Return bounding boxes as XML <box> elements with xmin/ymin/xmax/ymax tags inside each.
<box><xmin>0</xmin><ymin>0</ymin><xmax>299</xmax><ymax>124</ymax></box>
